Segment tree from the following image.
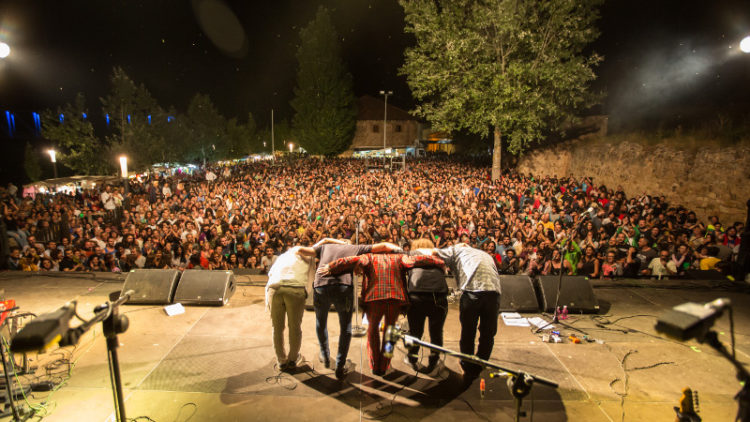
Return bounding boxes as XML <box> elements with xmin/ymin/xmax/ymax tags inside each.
<box><xmin>41</xmin><ymin>93</ymin><xmax>111</xmax><ymax>175</ymax></box>
<box><xmin>400</xmin><ymin>0</ymin><xmax>603</xmax><ymax>179</ymax></box>
<box><xmin>23</xmin><ymin>143</ymin><xmax>42</xmax><ymax>182</ymax></box>
<box><xmin>101</xmin><ymin>67</ymin><xmax>170</xmax><ymax>170</ymax></box>
<box><xmin>184</xmin><ymin>93</ymin><xmax>228</xmax><ymax>164</ymax></box>
<box><xmin>226</xmin><ymin>113</ymin><xmax>258</xmax><ymax>157</ymax></box>
<box><xmin>290</xmin><ymin>6</ymin><xmax>356</xmax><ymax>156</ymax></box>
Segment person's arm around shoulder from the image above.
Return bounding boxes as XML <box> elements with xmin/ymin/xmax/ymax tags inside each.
<box><xmin>372</xmin><ymin>242</ymin><xmax>402</xmax><ymax>254</ymax></box>
<box><xmin>317</xmin><ymin>254</ymin><xmax>364</xmax><ymax>277</ymax></box>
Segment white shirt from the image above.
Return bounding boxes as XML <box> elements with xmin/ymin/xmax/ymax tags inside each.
<box><xmin>101</xmin><ymin>191</ymin><xmax>116</xmax><ymax>211</ymax></box>
<box><xmin>265</xmin><ymin>247</ymin><xmax>314</xmax><ymax>308</ymax></box>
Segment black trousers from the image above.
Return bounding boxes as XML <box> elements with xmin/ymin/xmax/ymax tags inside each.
<box><xmin>406</xmin><ymin>292</ymin><xmax>448</xmax><ymax>361</ymax></box>
<box><xmin>459</xmin><ymin>291</ymin><xmax>500</xmax><ymax>376</ymax></box>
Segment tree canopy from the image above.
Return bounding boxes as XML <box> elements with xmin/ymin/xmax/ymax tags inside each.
<box><xmin>42</xmin><ymin>93</ymin><xmax>112</xmax><ymax>175</ymax></box>
<box><xmin>290</xmin><ymin>6</ymin><xmax>356</xmax><ymax>156</ymax></box>
<box><xmin>400</xmin><ymin>0</ymin><xmax>603</xmax><ymax>179</ymax></box>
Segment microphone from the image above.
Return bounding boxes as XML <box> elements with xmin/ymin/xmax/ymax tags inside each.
<box><xmin>383</xmin><ymin>325</ymin><xmax>402</xmax><ymax>359</ymax></box>
<box><xmin>655</xmin><ymin>298</ymin><xmax>730</xmax><ymax>341</ymax></box>
<box><xmin>11</xmin><ymin>302</ymin><xmax>76</xmax><ymax>353</ymax></box>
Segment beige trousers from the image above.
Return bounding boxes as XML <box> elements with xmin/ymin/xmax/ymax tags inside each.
<box><xmin>270</xmin><ymin>286</ymin><xmax>307</xmax><ymax>365</ymax></box>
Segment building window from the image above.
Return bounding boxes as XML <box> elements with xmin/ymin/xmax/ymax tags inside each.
<box><xmin>395</xmin><ymin>124</ymin><xmax>402</xmax><ymax>132</ymax></box>
<box><xmin>372</xmin><ymin>125</ymin><xmax>379</xmax><ymax>133</ymax></box>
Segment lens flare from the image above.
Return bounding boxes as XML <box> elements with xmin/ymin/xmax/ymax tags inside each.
<box><xmin>740</xmin><ymin>36</ymin><xmax>750</xmax><ymax>53</ymax></box>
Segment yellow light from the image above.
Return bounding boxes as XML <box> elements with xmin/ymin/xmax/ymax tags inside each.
<box><xmin>47</xmin><ymin>149</ymin><xmax>56</xmax><ymax>163</ymax></box>
<box><xmin>288</xmin><ymin>143</ymin><xmax>293</xmax><ymax>152</ymax></box>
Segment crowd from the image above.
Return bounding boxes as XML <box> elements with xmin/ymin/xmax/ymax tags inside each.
<box><xmin>2</xmin><ymin>157</ymin><xmax>744</xmax><ymax>279</ymax></box>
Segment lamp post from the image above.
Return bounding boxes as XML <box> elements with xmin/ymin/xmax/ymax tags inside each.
<box><xmin>47</xmin><ymin>149</ymin><xmax>58</xmax><ymax>179</ymax></box>
<box><xmin>289</xmin><ymin>142</ymin><xmax>293</xmax><ymax>153</ymax></box>
<box><xmin>379</xmin><ymin>90</ymin><xmax>392</xmax><ymax>167</ymax></box>
<box><xmin>119</xmin><ymin>156</ymin><xmax>129</xmax><ymax>198</ymax></box>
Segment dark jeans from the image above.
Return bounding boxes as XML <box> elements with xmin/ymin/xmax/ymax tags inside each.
<box><xmin>406</xmin><ymin>292</ymin><xmax>448</xmax><ymax>361</ymax></box>
<box><xmin>314</xmin><ymin>284</ymin><xmax>353</xmax><ymax>368</ymax></box>
<box><xmin>459</xmin><ymin>291</ymin><xmax>500</xmax><ymax>377</ymax></box>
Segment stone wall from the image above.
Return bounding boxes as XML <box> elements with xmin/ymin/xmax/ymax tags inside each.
<box><xmin>516</xmin><ymin>137</ymin><xmax>750</xmax><ymax>224</ymax></box>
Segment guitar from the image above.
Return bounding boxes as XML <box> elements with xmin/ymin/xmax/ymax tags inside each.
<box><xmin>674</xmin><ymin>387</ymin><xmax>701</xmax><ymax>422</ymax></box>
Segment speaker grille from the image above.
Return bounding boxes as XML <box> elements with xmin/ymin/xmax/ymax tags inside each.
<box><xmin>174</xmin><ymin>270</ymin><xmax>236</xmax><ymax>306</ymax></box>
<box><xmin>121</xmin><ymin>269</ymin><xmax>181</xmax><ymax>304</ymax></box>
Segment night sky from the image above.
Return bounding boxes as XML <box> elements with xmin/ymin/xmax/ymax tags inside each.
<box><xmin>0</xmin><ymin>0</ymin><xmax>749</xmax><ymax>181</ymax></box>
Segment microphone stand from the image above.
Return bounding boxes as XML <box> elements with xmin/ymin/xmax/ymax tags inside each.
<box><xmin>385</xmin><ymin>327</ymin><xmax>558</xmax><ymax>422</ymax></box>
<box><xmin>352</xmin><ymin>223</ymin><xmax>366</xmax><ymax>337</ymax></box>
<box><xmin>60</xmin><ymin>291</ymin><xmax>133</xmax><ymax>422</ymax></box>
<box><xmin>550</xmin><ymin>212</ymin><xmax>589</xmax><ymax>323</ymax></box>
<box><xmin>701</xmin><ymin>330</ymin><xmax>750</xmax><ymax>422</ymax></box>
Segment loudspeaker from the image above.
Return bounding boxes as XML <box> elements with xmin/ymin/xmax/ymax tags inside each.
<box><xmin>498</xmin><ymin>275</ymin><xmax>540</xmax><ymax>312</ymax></box>
<box><xmin>174</xmin><ymin>270</ymin><xmax>236</xmax><ymax>306</ymax></box>
<box><xmin>121</xmin><ymin>269</ymin><xmax>180</xmax><ymax>305</ymax></box>
<box><xmin>537</xmin><ymin>275</ymin><xmax>599</xmax><ymax>313</ymax></box>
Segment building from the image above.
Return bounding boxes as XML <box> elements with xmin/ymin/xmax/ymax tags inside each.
<box><xmin>347</xmin><ymin>95</ymin><xmax>421</xmax><ymax>157</ymax></box>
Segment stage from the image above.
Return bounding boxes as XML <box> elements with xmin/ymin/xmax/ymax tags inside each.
<box><xmin>0</xmin><ymin>272</ymin><xmax>747</xmax><ymax>422</ymax></box>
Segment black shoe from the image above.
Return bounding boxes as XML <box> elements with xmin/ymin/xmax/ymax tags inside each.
<box><xmin>335</xmin><ymin>365</ymin><xmax>348</xmax><ymax>380</ymax></box>
<box><xmin>421</xmin><ymin>354</ymin><xmax>440</xmax><ymax>374</ymax></box>
<box><xmin>403</xmin><ymin>355</ymin><xmax>420</xmax><ymax>372</ymax></box>
<box><xmin>319</xmin><ymin>352</ymin><xmax>331</xmax><ymax>369</ymax></box>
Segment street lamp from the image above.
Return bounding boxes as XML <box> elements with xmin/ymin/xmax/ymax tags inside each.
<box><xmin>47</xmin><ymin>149</ymin><xmax>58</xmax><ymax>178</ymax></box>
<box><xmin>0</xmin><ymin>42</ymin><xmax>9</xmax><ymax>59</ymax></box>
<box><xmin>379</xmin><ymin>90</ymin><xmax>393</xmax><ymax>164</ymax></box>
<box><xmin>288</xmin><ymin>142</ymin><xmax>294</xmax><ymax>153</ymax></box>
<box><xmin>119</xmin><ymin>156</ymin><xmax>130</xmax><ymax>198</ymax></box>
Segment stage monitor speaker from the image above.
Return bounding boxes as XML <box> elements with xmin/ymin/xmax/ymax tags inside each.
<box><xmin>499</xmin><ymin>275</ymin><xmax>540</xmax><ymax>312</ymax></box>
<box><xmin>174</xmin><ymin>270</ymin><xmax>236</xmax><ymax>306</ymax></box>
<box><xmin>121</xmin><ymin>269</ymin><xmax>180</xmax><ymax>305</ymax></box>
<box><xmin>537</xmin><ymin>275</ymin><xmax>599</xmax><ymax>313</ymax></box>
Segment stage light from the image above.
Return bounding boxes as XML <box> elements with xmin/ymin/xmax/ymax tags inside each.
<box><xmin>0</xmin><ymin>42</ymin><xmax>9</xmax><ymax>59</ymax></box>
<box><xmin>741</xmin><ymin>36</ymin><xmax>750</xmax><ymax>53</ymax></box>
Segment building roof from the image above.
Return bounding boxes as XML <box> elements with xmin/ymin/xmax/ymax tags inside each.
<box><xmin>356</xmin><ymin>95</ymin><xmax>416</xmax><ymax>121</ymax></box>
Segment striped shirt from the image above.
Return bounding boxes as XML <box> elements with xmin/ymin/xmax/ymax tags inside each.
<box><xmin>435</xmin><ymin>245</ymin><xmax>502</xmax><ymax>294</ymax></box>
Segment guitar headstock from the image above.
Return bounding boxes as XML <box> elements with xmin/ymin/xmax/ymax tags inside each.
<box><xmin>674</xmin><ymin>387</ymin><xmax>701</xmax><ymax>422</ymax></box>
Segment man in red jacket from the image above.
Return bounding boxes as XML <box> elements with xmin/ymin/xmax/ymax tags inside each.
<box><xmin>319</xmin><ymin>253</ymin><xmax>444</xmax><ymax>376</ymax></box>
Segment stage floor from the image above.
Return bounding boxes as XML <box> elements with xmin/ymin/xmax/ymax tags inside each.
<box><xmin>0</xmin><ymin>272</ymin><xmax>748</xmax><ymax>422</ymax></box>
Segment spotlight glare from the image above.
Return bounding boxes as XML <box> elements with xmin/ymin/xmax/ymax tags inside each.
<box><xmin>0</xmin><ymin>42</ymin><xmax>9</xmax><ymax>59</ymax></box>
<box><xmin>741</xmin><ymin>36</ymin><xmax>750</xmax><ymax>53</ymax></box>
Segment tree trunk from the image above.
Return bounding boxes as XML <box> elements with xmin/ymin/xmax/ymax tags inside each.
<box><xmin>491</xmin><ymin>126</ymin><xmax>502</xmax><ymax>181</ymax></box>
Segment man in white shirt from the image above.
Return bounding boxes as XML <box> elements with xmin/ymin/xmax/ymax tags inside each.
<box><xmin>101</xmin><ymin>186</ymin><xmax>117</xmax><ymax>212</ymax></box>
<box><xmin>266</xmin><ymin>246</ymin><xmax>316</xmax><ymax>370</ymax></box>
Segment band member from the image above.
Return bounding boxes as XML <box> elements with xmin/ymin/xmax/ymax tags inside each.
<box><xmin>265</xmin><ymin>246</ymin><xmax>316</xmax><ymax>371</ymax></box>
<box><xmin>319</xmin><ymin>252</ymin><xmax>444</xmax><ymax>376</ymax></box>
<box><xmin>405</xmin><ymin>238</ymin><xmax>449</xmax><ymax>373</ymax></box>
<box><xmin>433</xmin><ymin>243</ymin><xmax>502</xmax><ymax>384</ymax></box>
<box><xmin>309</xmin><ymin>240</ymin><xmax>401</xmax><ymax>380</ymax></box>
